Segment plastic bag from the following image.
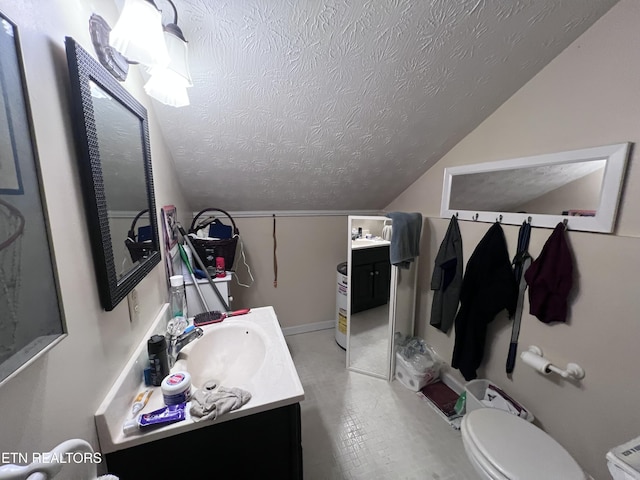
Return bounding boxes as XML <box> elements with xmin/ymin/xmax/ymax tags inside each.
<box><xmin>394</xmin><ymin>333</ymin><xmax>442</xmax><ymax>377</ymax></box>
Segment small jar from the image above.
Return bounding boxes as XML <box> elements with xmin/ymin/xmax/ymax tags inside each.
<box><xmin>161</xmin><ymin>371</ymin><xmax>192</xmax><ymax>405</ymax></box>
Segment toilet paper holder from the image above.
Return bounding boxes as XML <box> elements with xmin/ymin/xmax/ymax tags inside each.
<box><xmin>521</xmin><ymin>346</ymin><xmax>585</xmax><ymax>380</ymax></box>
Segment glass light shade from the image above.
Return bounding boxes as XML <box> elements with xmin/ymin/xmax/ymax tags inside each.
<box><xmin>164</xmin><ymin>28</ymin><xmax>193</xmax><ymax>87</ymax></box>
<box><xmin>144</xmin><ymin>70</ymin><xmax>190</xmax><ymax>107</ymax></box>
<box><xmin>109</xmin><ymin>0</ymin><xmax>169</xmax><ymax>68</ymax></box>
<box><xmin>144</xmin><ymin>28</ymin><xmax>192</xmax><ymax>107</ymax></box>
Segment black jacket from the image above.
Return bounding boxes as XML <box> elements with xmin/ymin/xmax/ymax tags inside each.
<box><xmin>430</xmin><ymin>216</ymin><xmax>463</xmax><ymax>333</ymax></box>
<box><xmin>451</xmin><ymin>223</ymin><xmax>517</xmax><ymax>381</ymax></box>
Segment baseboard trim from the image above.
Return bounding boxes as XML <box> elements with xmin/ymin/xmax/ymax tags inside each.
<box><xmin>282</xmin><ymin>320</ymin><xmax>334</xmax><ymax>336</ymax></box>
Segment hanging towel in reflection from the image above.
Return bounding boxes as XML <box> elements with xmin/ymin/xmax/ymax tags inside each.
<box><xmin>452</xmin><ymin>222</ymin><xmax>518</xmax><ymax>381</ymax></box>
<box><xmin>385</xmin><ymin>212</ymin><xmax>423</xmax><ymax>269</ymax></box>
<box><xmin>524</xmin><ymin>222</ymin><xmax>573</xmax><ymax>323</ymax></box>
<box><xmin>430</xmin><ymin>216</ymin><xmax>463</xmax><ymax>333</ymax></box>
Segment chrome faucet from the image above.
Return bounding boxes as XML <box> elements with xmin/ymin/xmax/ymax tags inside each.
<box><xmin>167</xmin><ymin>326</ymin><xmax>203</xmax><ymax>367</ymax></box>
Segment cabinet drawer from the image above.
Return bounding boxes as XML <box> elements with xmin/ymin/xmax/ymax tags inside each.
<box><xmin>352</xmin><ymin>245</ymin><xmax>390</xmax><ymax>265</ymax></box>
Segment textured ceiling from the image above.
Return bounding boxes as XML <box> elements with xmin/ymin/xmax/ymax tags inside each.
<box><xmin>148</xmin><ymin>0</ymin><xmax>618</xmax><ymax>211</ymax></box>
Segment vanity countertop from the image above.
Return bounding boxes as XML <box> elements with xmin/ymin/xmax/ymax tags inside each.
<box><xmin>95</xmin><ymin>305</ymin><xmax>304</xmax><ymax>454</ymax></box>
<box><xmin>351</xmin><ymin>238</ymin><xmax>391</xmax><ymax>250</ymax></box>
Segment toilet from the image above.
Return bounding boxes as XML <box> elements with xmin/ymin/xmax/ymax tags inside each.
<box><xmin>461</xmin><ymin>407</ymin><xmax>588</xmax><ymax>479</ymax></box>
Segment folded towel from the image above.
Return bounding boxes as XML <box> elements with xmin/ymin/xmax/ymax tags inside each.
<box><xmin>385</xmin><ymin>212</ymin><xmax>423</xmax><ymax>269</ymax></box>
<box><xmin>190</xmin><ymin>385</ymin><xmax>252</xmax><ymax>422</ymax></box>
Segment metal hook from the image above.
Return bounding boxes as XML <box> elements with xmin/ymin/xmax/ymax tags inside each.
<box><xmin>472</xmin><ymin>213</ymin><xmax>479</xmax><ymax>221</ymax></box>
<box><xmin>527</xmin><ymin>216</ymin><xmax>532</xmax><ymax>224</ymax></box>
<box><xmin>497</xmin><ymin>214</ymin><xmax>502</xmax><ymax>223</ymax></box>
<box><xmin>563</xmin><ymin>218</ymin><xmax>569</xmax><ymax>230</ymax></box>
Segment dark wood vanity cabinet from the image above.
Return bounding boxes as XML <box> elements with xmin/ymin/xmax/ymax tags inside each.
<box><xmin>351</xmin><ymin>245</ymin><xmax>391</xmax><ymax>314</ymax></box>
<box><xmin>105</xmin><ymin>403</ymin><xmax>302</xmax><ymax>479</ymax></box>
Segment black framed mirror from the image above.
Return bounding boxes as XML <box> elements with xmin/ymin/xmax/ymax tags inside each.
<box><xmin>0</xmin><ymin>11</ymin><xmax>66</xmax><ymax>386</ymax></box>
<box><xmin>65</xmin><ymin>37</ymin><xmax>160</xmax><ymax>311</ymax></box>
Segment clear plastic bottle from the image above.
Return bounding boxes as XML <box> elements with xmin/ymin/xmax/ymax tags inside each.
<box><xmin>169</xmin><ymin>274</ymin><xmax>187</xmax><ymax>321</ymax></box>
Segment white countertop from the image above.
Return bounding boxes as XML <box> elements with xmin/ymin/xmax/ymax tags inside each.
<box><xmin>351</xmin><ymin>238</ymin><xmax>391</xmax><ymax>250</ymax></box>
<box><xmin>94</xmin><ymin>305</ymin><xmax>304</xmax><ymax>454</ymax></box>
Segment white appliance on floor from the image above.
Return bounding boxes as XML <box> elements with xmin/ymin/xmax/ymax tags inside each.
<box><xmin>335</xmin><ymin>262</ymin><xmax>348</xmax><ymax>349</ymax></box>
<box><xmin>461</xmin><ymin>408</ymin><xmax>588</xmax><ymax>479</ymax></box>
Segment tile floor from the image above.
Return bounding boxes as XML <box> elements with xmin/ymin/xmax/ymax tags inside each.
<box><xmin>349</xmin><ymin>305</ymin><xmax>390</xmax><ymax>377</ymax></box>
<box><xmin>286</xmin><ymin>328</ymin><xmax>478</xmax><ymax>480</ymax></box>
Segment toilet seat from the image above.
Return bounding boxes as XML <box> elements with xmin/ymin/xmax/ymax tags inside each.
<box><xmin>461</xmin><ymin>408</ymin><xmax>587</xmax><ymax>480</ymax></box>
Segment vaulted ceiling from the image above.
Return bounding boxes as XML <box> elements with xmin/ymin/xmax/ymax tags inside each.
<box><xmin>149</xmin><ymin>0</ymin><xmax>618</xmax><ymax>211</ymax></box>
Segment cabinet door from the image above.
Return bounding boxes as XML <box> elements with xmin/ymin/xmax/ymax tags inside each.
<box><xmin>351</xmin><ymin>264</ymin><xmax>374</xmax><ymax>314</ymax></box>
<box><xmin>372</xmin><ymin>260</ymin><xmax>391</xmax><ymax>307</ymax></box>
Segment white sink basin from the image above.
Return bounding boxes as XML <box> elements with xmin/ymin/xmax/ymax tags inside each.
<box><xmin>94</xmin><ymin>306</ymin><xmax>304</xmax><ymax>454</ymax></box>
<box><xmin>352</xmin><ymin>238</ymin><xmax>391</xmax><ymax>249</ymax></box>
<box><xmin>175</xmin><ymin>320</ymin><xmax>268</xmax><ymax>389</ymax></box>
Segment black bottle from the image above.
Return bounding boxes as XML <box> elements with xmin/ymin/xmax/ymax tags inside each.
<box><xmin>148</xmin><ymin>335</ymin><xmax>169</xmax><ymax>386</ymax></box>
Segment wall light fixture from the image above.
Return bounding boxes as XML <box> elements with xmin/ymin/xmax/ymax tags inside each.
<box><xmin>90</xmin><ymin>0</ymin><xmax>192</xmax><ymax>107</ymax></box>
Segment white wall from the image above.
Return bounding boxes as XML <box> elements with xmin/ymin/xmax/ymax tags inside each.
<box><xmin>387</xmin><ymin>1</ymin><xmax>640</xmax><ymax>478</ymax></box>
<box><xmin>0</xmin><ymin>0</ymin><xmax>190</xmax><ymax>471</ymax></box>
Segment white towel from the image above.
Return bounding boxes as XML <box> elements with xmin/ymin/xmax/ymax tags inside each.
<box><xmin>190</xmin><ymin>385</ymin><xmax>252</xmax><ymax>422</ymax></box>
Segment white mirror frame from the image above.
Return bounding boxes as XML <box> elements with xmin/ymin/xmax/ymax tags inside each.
<box><xmin>441</xmin><ymin>143</ymin><xmax>631</xmax><ymax>233</ymax></box>
<box><xmin>346</xmin><ymin>215</ymin><xmax>395</xmax><ymax>381</ymax></box>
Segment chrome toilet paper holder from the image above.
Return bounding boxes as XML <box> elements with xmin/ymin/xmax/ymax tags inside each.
<box><xmin>522</xmin><ymin>345</ymin><xmax>585</xmax><ymax>380</ymax></box>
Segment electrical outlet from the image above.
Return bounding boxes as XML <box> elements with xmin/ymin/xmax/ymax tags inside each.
<box><xmin>127</xmin><ymin>288</ymin><xmax>140</xmax><ymax>323</ymax></box>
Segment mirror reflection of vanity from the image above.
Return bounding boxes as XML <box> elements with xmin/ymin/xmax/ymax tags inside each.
<box><xmin>65</xmin><ymin>37</ymin><xmax>161</xmax><ymax>311</ymax></box>
<box><xmin>346</xmin><ymin>216</ymin><xmax>418</xmax><ymax>380</ymax></box>
<box><xmin>441</xmin><ymin>143</ymin><xmax>630</xmax><ymax>232</ymax></box>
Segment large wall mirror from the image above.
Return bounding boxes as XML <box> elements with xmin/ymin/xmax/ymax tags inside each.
<box><xmin>346</xmin><ymin>216</ymin><xmax>418</xmax><ymax>380</ymax></box>
<box><xmin>441</xmin><ymin>143</ymin><xmax>631</xmax><ymax>232</ymax></box>
<box><xmin>0</xmin><ymin>11</ymin><xmax>66</xmax><ymax>386</ymax></box>
<box><xmin>65</xmin><ymin>37</ymin><xmax>160</xmax><ymax>311</ymax></box>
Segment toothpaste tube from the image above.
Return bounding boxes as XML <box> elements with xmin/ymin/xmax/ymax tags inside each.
<box><xmin>123</xmin><ymin>402</ymin><xmax>186</xmax><ymax>435</ymax></box>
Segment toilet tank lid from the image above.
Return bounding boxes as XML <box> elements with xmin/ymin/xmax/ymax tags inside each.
<box><xmin>463</xmin><ymin>408</ymin><xmax>587</xmax><ymax>480</ymax></box>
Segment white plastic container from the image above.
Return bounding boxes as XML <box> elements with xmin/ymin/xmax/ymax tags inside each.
<box><xmin>465</xmin><ymin>379</ymin><xmax>534</xmax><ymax>422</ymax></box>
<box><xmin>161</xmin><ymin>371</ymin><xmax>192</xmax><ymax>406</ymax></box>
<box><xmin>169</xmin><ymin>274</ymin><xmax>187</xmax><ymax>319</ymax></box>
<box><xmin>607</xmin><ymin>436</ymin><xmax>640</xmax><ymax>480</ymax></box>
<box><xmin>394</xmin><ymin>352</ymin><xmax>439</xmax><ymax>392</ymax></box>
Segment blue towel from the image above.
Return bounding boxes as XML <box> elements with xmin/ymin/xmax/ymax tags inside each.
<box><xmin>385</xmin><ymin>212</ymin><xmax>423</xmax><ymax>269</ymax></box>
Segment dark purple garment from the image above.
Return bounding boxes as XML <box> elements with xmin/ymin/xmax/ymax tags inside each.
<box><xmin>524</xmin><ymin>223</ymin><xmax>573</xmax><ymax>323</ymax></box>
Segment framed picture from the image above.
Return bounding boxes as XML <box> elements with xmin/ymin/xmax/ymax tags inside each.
<box><xmin>0</xmin><ymin>16</ymin><xmax>24</xmax><ymax>195</ymax></box>
<box><xmin>161</xmin><ymin>205</ymin><xmax>180</xmax><ymax>280</ymax></box>
<box><xmin>0</xmin><ymin>11</ymin><xmax>66</xmax><ymax>386</ymax></box>
<box><xmin>162</xmin><ymin>205</ymin><xmax>178</xmax><ymax>249</ymax></box>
